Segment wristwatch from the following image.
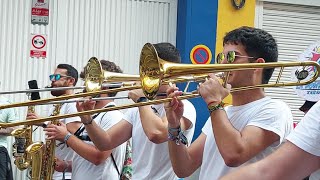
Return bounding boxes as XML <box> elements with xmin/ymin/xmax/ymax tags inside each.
<box><xmin>136</xmin><ymin>97</ymin><xmax>148</xmax><ymax>103</ymax></box>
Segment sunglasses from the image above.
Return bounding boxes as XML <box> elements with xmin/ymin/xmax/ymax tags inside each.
<box><xmin>49</xmin><ymin>74</ymin><xmax>72</xmax><ymax>81</ymax></box>
<box><xmin>216</xmin><ymin>51</ymin><xmax>256</xmax><ymax>64</ymax></box>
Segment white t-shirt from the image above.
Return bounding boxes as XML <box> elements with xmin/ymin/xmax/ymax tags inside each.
<box><xmin>72</xmin><ymin>102</ymin><xmax>126</xmax><ymax>180</ymax></box>
<box><xmin>286</xmin><ymin>101</ymin><xmax>320</xmax><ymax>180</ymax></box>
<box><xmin>310</xmin><ymin>170</ymin><xmax>320</xmax><ymax>180</ymax></box>
<box><xmin>0</xmin><ymin>96</ymin><xmax>18</xmax><ymax>149</ymax></box>
<box><xmin>199</xmin><ymin>97</ymin><xmax>293</xmax><ymax>180</ymax></box>
<box><xmin>123</xmin><ymin>100</ymin><xmax>196</xmax><ymax>180</ymax></box>
<box><xmin>48</xmin><ymin>102</ymin><xmax>81</xmax><ymax>180</ymax></box>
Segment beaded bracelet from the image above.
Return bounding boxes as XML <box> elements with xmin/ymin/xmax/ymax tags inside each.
<box><xmin>64</xmin><ymin>132</ymin><xmax>72</xmax><ymax>143</ymax></box>
<box><xmin>168</xmin><ymin>126</ymin><xmax>188</xmax><ymax>146</ymax></box>
<box><xmin>208</xmin><ymin>102</ymin><xmax>224</xmax><ymax>114</ymax></box>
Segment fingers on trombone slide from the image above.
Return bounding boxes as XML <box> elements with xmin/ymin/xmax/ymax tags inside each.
<box><xmin>225</xmin><ymin>83</ymin><xmax>232</xmax><ymax>91</ymax></box>
<box><xmin>165</xmin><ymin>86</ymin><xmax>182</xmax><ymax>98</ymax></box>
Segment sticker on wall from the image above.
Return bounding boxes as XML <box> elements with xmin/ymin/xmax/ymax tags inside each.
<box><xmin>190</xmin><ymin>44</ymin><xmax>212</xmax><ymax>64</ymax></box>
<box><xmin>31</xmin><ymin>0</ymin><xmax>49</xmax><ymax>24</ymax></box>
<box><xmin>291</xmin><ymin>41</ymin><xmax>320</xmax><ymax>102</ymax></box>
<box><xmin>30</xmin><ymin>34</ymin><xmax>47</xmax><ymax>58</ymax></box>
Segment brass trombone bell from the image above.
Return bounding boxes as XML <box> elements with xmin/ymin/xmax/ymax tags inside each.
<box><xmin>0</xmin><ymin>57</ymin><xmax>140</xmax><ymax>95</ymax></box>
<box><xmin>85</xmin><ymin>57</ymin><xmax>139</xmax><ymax>92</ymax></box>
<box><xmin>0</xmin><ymin>57</ymin><xmax>141</xmax><ymax>110</ymax></box>
<box><xmin>140</xmin><ymin>43</ymin><xmax>320</xmax><ymax>100</ymax></box>
<box><xmin>0</xmin><ymin>56</ymin><xmax>201</xmax><ymax>110</ymax></box>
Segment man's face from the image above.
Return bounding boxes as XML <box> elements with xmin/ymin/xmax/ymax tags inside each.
<box><xmin>50</xmin><ymin>68</ymin><xmax>73</xmax><ymax>96</ymax></box>
<box><xmin>220</xmin><ymin>43</ymin><xmax>256</xmax><ymax>89</ymax></box>
<box><xmin>156</xmin><ymin>84</ymin><xmax>170</xmax><ymax>98</ymax></box>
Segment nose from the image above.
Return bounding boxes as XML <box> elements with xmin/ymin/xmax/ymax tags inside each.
<box><xmin>221</xmin><ymin>58</ymin><xmax>228</xmax><ymax>64</ymax></box>
<box><xmin>51</xmin><ymin>81</ymin><xmax>57</xmax><ymax>87</ymax></box>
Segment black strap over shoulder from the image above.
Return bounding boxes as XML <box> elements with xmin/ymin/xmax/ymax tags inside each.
<box><xmin>74</xmin><ymin>124</ymin><xmax>85</xmax><ymax>137</ymax></box>
<box><xmin>73</xmin><ymin>104</ymin><xmax>120</xmax><ymax>177</ymax></box>
<box><xmin>74</xmin><ymin>104</ymin><xmax>115</xmax><ymax>141</ymax></box>
<box><xmin>111</xmin><ymin>153</ymin><xmax>121</xmax><ymax>176</ymax></box>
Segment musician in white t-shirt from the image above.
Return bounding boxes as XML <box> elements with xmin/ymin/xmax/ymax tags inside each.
<box><xmin>165</xmin><ymin>27</ymin><xmax>293</xmax><ymax>180</ymax></box>
<box><xmin>221</xmin><ymin>101</ymin><xmax>320</xmax><ymax>180</ymax></box>
<box><xmin>75</xmin><ymin>43</ymin><xmax>197</xmax><ymax>180</ymax></box>
<box><xmin>27</xmin><ymin>64</ymin><xmax>82</xmax><ymax>180</ymax></box>
<box><xmin>45</xmin><ymin>60</ymin><xmax>126</xmax><ymax>180</ymax></box>
<box><xmin>123</xmin><ymin>100</ymin><xmax>195</xmax><ymax>179</ymax></box>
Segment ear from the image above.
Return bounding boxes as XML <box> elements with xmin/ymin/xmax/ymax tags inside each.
<box><xmin>68</xmin><ymin>78</ymin><xmax>76</xmax><ymax>86</ymax></box>
<box><xmin>253</xmin><ymin>58</ymin><xmax>265</xmax><ymax>74</ymax></box>
<box><xmin>255</xmin><ymin>58</ymin><xmax>265</xmax><ymax>63</ymax></box>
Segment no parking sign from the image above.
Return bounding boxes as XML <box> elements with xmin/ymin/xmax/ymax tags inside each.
<box><xmin>190</xmin><ymin>44</ymin><xmax>212</xmax><ymax>64</ymax></box>
<box><xmin>30</xmin><ymin>34</ymin><xmax>47</xmax><ymax>58</ymax></box>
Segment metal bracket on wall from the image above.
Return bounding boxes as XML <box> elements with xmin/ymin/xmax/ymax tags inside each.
<box><xmin>231</xmin><ymin>0</ymin><xmax>245</xmax><ymax>9</ymax></box>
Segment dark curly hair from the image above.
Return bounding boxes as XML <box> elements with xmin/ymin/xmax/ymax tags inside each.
<box><xmin>57</xmin><ymin>64</ymin><xmax>78</xmax><ymax>86</ymax></box>
<box><xmin>80</xmin><ymin>60</ymin><xmax>123</xmax><ymax>97</ymax></box>
<box><xmin>223</xmin><ymin>26</ymin><xmax>278</xmax><ymax>84</ymax></box>
<box><xmin>153</xmin><ymin>42</ymin><xmax>181</xmax><ymax>63</ymax></box>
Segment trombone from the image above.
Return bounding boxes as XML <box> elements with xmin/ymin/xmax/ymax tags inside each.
<box><xmin>0</xmin><ymin>56</ymin><xmax>140</xmax><ymax>96</ymax></box>
<box><xmin>0</xmin><ymin>57</ymin><xmax>141</xmax><ymax>110</ymax></box>
<box><xmin>0</xmin><ymin>57</ymin><xmax>200</xmax><ymax>110</ymax></box>
<box><xmin>140</xmin><ymin>43</ymin><xmax>320</xmax><ymax>99</ymax></box>
<box><xmin>0</xmin><ymin>84</ymin><xmax>130</xmax><ymax>95</ymax></box>
<box><xmin>0</xmin><ymin>43</ymin><xmax>319</xmax><ymax>128</ymax></box>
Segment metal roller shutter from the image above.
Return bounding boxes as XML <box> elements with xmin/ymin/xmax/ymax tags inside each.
<box><xmin>255</xmin><ymin>1</ymin><xmax>320</xmax><ymax>122</ymax></box>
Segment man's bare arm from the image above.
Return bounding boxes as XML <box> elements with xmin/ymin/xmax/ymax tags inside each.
<box><xmin>45</xmin><ymin>123</ymin><xmax>112</xmax><ymax>165</ymax></box>
<box><xmin>65</xmin><ymin>135</ymin><xmax>112</xmax><ymax>165</ymax></box>
<box><xmin>85</xmin><ymin>119</ymin><xmax>132</xmax><ymax>151</ymax></box>
<box><xmin>210</xmin><ymin>109</ymin><xmax>279</xmax><ymax>167</ymax></box>
<box><xmin>168</xmin><ymin>133</ymin><xmax>206</xmax><ymax>178</ymax></box>
<box><xmin>221</xmin><ymin>141</ymin><xmax>320</xmax><ymax>180</ymax></box>
<box><xmin>65</xmin><ymin>121</ymin><xmax>81</xmax><ymax>134</ymax></box>
<box><xmin>0</xmin><ymin>127</ymin><xmax>15</xmax><ymax>136</ymax></box>
<box><xmin>138</xmin><ymin>106</ymin><xmax>168</xmax><ymax>143</ymax></box>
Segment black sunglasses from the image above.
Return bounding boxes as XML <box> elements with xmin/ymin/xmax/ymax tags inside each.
<box><xmin>216</xmin><ymin>51</ymin><xmax>256</xmax><ymax>64</ymax></box>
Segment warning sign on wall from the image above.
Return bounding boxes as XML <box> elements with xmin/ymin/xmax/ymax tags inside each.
<box><xmin>30</xmin><ymin>34</ymin><xmax>47</xmax><ymax>58</ymax></box>
<box><xmin>190</xmin><ymin>44</ymin><xmax>212</xmax><ymax>64</ymax></box>
<box><xmin>31</xmin><ymin>0</ymin><xmax>49</xmax><ymax>25</ymax></box>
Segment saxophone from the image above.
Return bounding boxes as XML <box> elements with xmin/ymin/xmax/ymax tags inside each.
<box><xmin>12</xmin><ymin>80</ymin><xmax>44</xmax><ymax>180</ymax></box>
<box><xmin>11</xmin><ymin>105</ymin><xmax>44</xmax><ymax>180</ymax></box>
<box><xmin>41</xmin><ymin>103</ymin><xmax>62</xmax><ymax>180</ymax></box>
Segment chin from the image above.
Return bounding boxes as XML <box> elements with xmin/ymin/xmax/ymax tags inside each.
<box><xmin>51</xmin><ymin>90</ymin><xmax>64</xmax><ymax>97</ymax></box>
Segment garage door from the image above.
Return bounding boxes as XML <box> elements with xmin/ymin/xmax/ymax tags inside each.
<box><xmin>255</xmin><ymin>1</ymin><xmax>320</xmax><ymax>122</ymax></box>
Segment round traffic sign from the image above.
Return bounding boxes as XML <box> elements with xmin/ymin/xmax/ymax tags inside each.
<box><xmin>32</xmin><ymin>35</ymin><xmax>46</xmax><ymax>49</ymax></box>
<box><xmin>190</xmin><ymin>45</ymin><xmax>212</xmax><ymax>64</ymax></box>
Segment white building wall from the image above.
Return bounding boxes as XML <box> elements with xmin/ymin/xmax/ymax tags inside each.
<box><xmin>0</xmin><ymin>0</ymin><xmax>177</xmax><ymax>179</ymax></box>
